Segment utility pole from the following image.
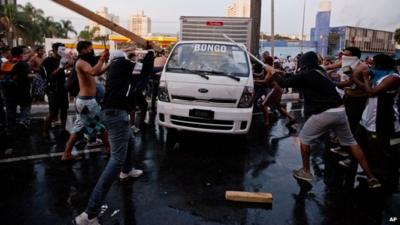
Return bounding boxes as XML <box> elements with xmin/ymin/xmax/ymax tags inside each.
<box><xmin>271</xmin><ymin>0</ymin><xmax>275</xmax><ymax>57</ymax></box>
<box><xmin>250</xmin><ymin>0</ymin><xmax>262</xmax><ymax>56</ymax></box>
<box><xmin>300</xmin><ymin>0</ymin><xmax>306</xmax><ymax>53</ymax></box>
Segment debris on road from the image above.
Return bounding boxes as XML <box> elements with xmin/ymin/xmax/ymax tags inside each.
<box><xmin>225</xmin><ymin>191</ymin><xmax>273</xmax><ymax>204</ymax></box>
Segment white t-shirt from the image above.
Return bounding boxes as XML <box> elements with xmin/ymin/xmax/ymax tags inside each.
<box><xmin>360</xmin><ymin>73</ymin><xmax>400</xmax><ymax>133</ymax></box>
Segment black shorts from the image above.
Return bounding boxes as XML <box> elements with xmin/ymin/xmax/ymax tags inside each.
<box><xmin>47</xmin><ymin>91</ymin><xmax>69</xmax><ymax>116</ymax></box>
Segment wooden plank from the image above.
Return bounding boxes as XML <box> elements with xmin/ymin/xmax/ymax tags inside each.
<box><xmin>52</xmin><ymin>0</ymin><xmax>160</xmax><ymax>50</ymax></box>
<box><xmin>225</xmin><ymin>191</ymin><xmax>273</xmax><ymax>203</ymax></box>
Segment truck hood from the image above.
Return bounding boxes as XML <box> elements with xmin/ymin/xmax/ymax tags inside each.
<box><xmin>164</xmin><ymin>72</ymin><xmax>252</xmax><ymax>108</ymax></box>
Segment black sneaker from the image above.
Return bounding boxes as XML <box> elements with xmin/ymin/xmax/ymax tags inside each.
<box><xmin>367</xmin><ymin>178</ymin><xmax>382</xmax><ymax>189</ymax></box>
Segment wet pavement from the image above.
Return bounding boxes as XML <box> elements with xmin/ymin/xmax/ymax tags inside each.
<box><xmin>0</xmin><ymin>102</ymin><xmax>399</xmax><ymax>225</ymax></box>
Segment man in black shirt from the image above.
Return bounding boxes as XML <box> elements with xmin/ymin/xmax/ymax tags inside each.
<box><xmin>2</xmin><ymin>46</ymin><xmax>32</xmax><ymax>135</ymax></box>
<box><xmin>42</xmin><ymin>43</ymin><xmax>70</xmax><ymax>142</ymax></box>
<box><xmin>133</xmin><ymin>41</ymin><xmax>155</xmax><ymax>127</ymax></box>
<box><xmin>265</xmin><ymin>51</ymin><xmax>381</xmax><ymax>188</ymax></box>
<box><xmin>74</xmin><ymin>51</ymin><xmax>142</xmax><ymax>224</ymax></box>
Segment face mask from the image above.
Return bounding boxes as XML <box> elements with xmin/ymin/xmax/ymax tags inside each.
<box><xmin>57</xmin><ymin>46</ymin><xmax>66</xmax><ymax>57</ymax></box>
<box><xmin>79</xmin><ymin>50</ymin><xmax>97</xmax><ymax>66</ymax></box>
<box><xmin>341</xmin><ymin>56</ymin><xmax>359</xmax><ymax>68</ymax></box>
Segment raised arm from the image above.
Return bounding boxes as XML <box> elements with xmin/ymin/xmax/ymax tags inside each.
<box><xmin>264</xmin><ymin>64</ymin><xmax>304</xmax><ymax>88</ymax></box>
<box><xmin>76</xmin><ymin>51</ymin><xmax>108</xmax><ymax>77</ymax></box>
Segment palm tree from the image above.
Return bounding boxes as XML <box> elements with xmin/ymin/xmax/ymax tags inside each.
<box><xmin>60</xmin><ymin>19</ymin><xmax>77</xmax><ymax>38</ymax></box>
<box><xmin>0</xmin><ymin>3</ymin><xmax>77</xmax><ymax>46</ymax></box>
<box><xmin>0</xmin><ymin>4</ymin><xmax>27</xmax><ymax>46</ymax></box>
<box><xmin>40</xmin><ymin>16</ymin><xmax>62</xmax><ymax>38</ymax></box>
<box><xmin>78</xmin><ymin>25</ymin><xmax>100</xmax><ymax>40</ymax></box>
<box><xmin>395</xmin><ymin>28</ymin><xmax>400</xmax><ymax>45</ymax></box>
<box><xmin>20</xmin><ymin>2</ymin><xmax>43</xmax><ymax>22</ymax></box>
<box><xmin>19</xmin><ymin>3</ymin><xmax>44</xmax><ymax>45</ymax></box>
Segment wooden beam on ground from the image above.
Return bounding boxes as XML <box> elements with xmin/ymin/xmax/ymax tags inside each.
<box><xmin>225</xmin><ymin>191</ymin><xmax>273</xmax><ymax>203</ymax></box>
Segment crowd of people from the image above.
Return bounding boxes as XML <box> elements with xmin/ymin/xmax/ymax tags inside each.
<box><xmin>0</xmin><ymin>41</ymin><xmax>166</xmax><ymax>154</ymax></box>
<box><xmin>1</xmin><ymin>40</ymin><xmax>400</xmax><ymax>224</ymax></box>
<box><xmin>254</xmin><ymin>48</ymin><xmax>400</xmax><ymax>192</ymax></box>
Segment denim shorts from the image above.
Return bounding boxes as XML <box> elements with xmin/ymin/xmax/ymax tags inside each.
<box><xmin>299</xmin><ymin>108</ymin><xmax>357</xmax><ymax>146</ymax></box>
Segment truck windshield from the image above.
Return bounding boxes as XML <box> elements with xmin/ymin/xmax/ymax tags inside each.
<box><xmin>166</xmin><ymin>43</ymin><xmax>250</xmax><ymax>77</ymax></box>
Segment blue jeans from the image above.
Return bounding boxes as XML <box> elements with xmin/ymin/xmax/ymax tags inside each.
<box><xmin>86</xmin><ymin>108</ymin><xmax>134</xmax><ymax>219</ymax></box>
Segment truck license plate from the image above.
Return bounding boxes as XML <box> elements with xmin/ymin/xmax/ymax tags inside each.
<box><xmin>189</xmin><ymin>109</ymin><xmax>214</xmax><ymax>119</ymax></box>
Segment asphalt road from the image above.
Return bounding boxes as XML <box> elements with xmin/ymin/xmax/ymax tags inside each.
<box><xmin>0</xmin><ymin>101</ymin><xmax>399</xmax><ymax>225</ymax></box>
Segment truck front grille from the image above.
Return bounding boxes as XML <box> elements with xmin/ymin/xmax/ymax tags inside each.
<box><xmin>170</xmin><ymin>115</ymin><xmax>233</xmax><ymax>130</ymax></box>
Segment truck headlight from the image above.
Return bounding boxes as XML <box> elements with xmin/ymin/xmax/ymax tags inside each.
<box><xmin>158</xmin><ymin>81</ymin><xmax>170</xmax><ymax>102</ymax></box>
<box><xmin>238</xmin><ymin>86</ymin><xmax>254</xmax><ymax>108</ymax></box>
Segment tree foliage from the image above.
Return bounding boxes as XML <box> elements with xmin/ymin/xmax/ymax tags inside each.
<box><xmin>0</xmin><ymin>3</ymin><xmax>76</xmax><ymax>46</ymax></box>
<box><xmin>395</xmin><ymin>28</ymin><xmax>400</xmax><ymax>45</ymax></box>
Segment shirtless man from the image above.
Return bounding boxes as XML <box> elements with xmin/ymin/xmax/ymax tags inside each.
<box><xmin>61</xmin><ymin>41</ymin><xmax>110</xmax><ymax>160</ymax></box>
<box><xmin>254</xmin><ymin>53</ymin><xmax>296</xmax><ymax>128</ymax></box>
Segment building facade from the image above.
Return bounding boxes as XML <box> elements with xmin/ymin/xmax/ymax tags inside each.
<box><xmin>310</xmin><ymin>1</ymin><xmax>331</xmax><ymax>57</ymax></box>
<box><xmin>128</xmin><ymin>10</ymin><xmax>151</xmax><ymax>37</ymax></box>
<box><xmin>327</xmin><ymin>26</ymin><xmax>396</xmax><ymax>57</ymax></box>
<box><xmin>309</xmin><ymin>0</ymin><xmax>395</xmax><ymax>58</ymax></box>
<box><xmin>89</xmin><ymin>7</ymin><xmax>119</xmax><ymax>37</ymax></box>
<box><xmin>225</xmin><ymin>0</ymin><xmax>250</xmax><ymax>17</ymax></box>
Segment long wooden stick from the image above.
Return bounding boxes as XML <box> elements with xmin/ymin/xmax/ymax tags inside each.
<box><xmin>52</xmin><ymin>0</ymin><xmax>160</xmax><ymax>51</ymax></box>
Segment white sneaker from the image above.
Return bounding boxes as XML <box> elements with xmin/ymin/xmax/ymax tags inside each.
<box><xmin>131</xmin><ymin>125</ymin><xmax>141</xmax><ymax>134</ymax></box>
<box><xmin>330</xmin><ymin>147</ymin><xmax>350</xmax><ymax>157</ymax></box>
<box><xmin>86</xmin><ymin>139</ymin><xmax>103</xmax><ymax>148</ymax></box>
<box><xmin>338</xmin><ymin>158</ymin><xmax>352</xmax><ymax>167</ymax></box>
<box><xmin>120</xmin><ymin>168</ymin><xmax>143</xmax><ymax>180</ymax></box>
<box><xmin>73</xmin><ymin>212</ymin><xmax>100</xmax><ymax>225</ymax></box>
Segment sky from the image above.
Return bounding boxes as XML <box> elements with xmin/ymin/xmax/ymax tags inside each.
<box><xmin>18</xmin><ymin>0</ymin><xmax>400</xmax><ymax>38</ymax></box>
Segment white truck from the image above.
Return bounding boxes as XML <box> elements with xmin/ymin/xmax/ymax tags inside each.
<box><xmin>156</xmin><ymin>17</ymin><xmax>254</xmax><ymax>135</ymax></box>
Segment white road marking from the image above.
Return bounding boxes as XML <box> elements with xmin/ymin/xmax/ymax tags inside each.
<box><xmin>0</xmin><ymin>148</ymin><xmax>103</xmax><ymax>164</ymax></box>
